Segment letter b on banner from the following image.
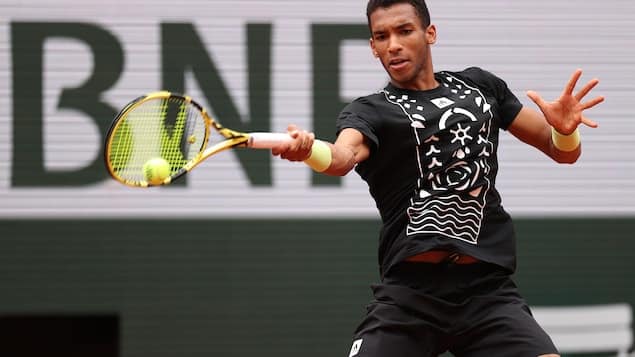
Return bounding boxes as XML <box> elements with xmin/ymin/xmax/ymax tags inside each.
<box><xmin>11</xmin><ymin>22</ymin><xmax>123</xmax><ymax>187</ymax></box>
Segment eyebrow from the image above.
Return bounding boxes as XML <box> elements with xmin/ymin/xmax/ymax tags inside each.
<box><xmin>394</xmin><ymin>21</ymin><xmax>416</xmax><ymax>29</ymax></box>
<box><xmin>372</xmin><ymin>20</ymin><xmax>415</xmax><ymax>35</ymax></box>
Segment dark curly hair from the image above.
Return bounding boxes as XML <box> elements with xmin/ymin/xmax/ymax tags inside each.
<box><xmin>366</xmin><ymin>0</ymin><xmax>431</xmax><ymax>30</ymax></box>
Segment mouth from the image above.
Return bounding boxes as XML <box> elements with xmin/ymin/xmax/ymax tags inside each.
<box><xmin>388</xmin><ymin>58</ymin><xmax>409</xmax><ymax>71</ymax></box>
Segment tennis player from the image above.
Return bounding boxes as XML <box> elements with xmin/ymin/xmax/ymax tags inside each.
<box><xmin>274</xmin><ymin>1</ymin><xmax>604</xmax><ymax>356</ymax></box>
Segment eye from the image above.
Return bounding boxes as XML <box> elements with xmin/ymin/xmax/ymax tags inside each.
<box><xmin>401</xmin><ymin>29</ymin><xmax>413</xmax><ymax>35</ymax></box>
<box><xmin>374</xmin><ymin>33</ymin><xmax>386</xmax><ymax>41</ymax></box>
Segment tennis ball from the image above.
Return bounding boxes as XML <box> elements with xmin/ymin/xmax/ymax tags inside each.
<box><xmin>143</xmin><ymin>158</ymin><xmax>171</xmax><ymax>185</ymax></box>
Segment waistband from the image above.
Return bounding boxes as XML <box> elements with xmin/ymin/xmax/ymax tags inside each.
<box><xmin>405</xmin><ymin>250</ymin><xmax>479</xmax><ymax>265</ymax></box>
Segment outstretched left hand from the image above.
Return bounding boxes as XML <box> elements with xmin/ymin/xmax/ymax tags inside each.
<box><xmin>526</xmin><ymin>69</ymin><xmax>604</xmax><ymax>135</ymax></box>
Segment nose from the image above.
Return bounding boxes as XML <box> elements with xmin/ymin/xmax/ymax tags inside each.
<box><xmin>387</xmin><ymin>36</ymin><xmax>402</xmax><ymax>54</ymax></box>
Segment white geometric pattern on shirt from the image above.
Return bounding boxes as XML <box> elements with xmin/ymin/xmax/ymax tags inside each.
<box><xmin>382</xmin><ymin>73</ymin><xmax>495</xmax><ymax>244</ymax></box>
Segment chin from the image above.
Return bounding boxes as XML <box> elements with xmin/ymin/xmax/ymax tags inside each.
<box><xmin>389</xmin><ymin>74</ymin><xmax>415</xmax><ymax>88</ymax></box>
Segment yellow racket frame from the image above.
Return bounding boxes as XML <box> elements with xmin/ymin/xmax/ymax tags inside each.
<box><xmin>104</xmin><ymin>91</ymin><xmax>250</xmax><ymax>188</ymax></box>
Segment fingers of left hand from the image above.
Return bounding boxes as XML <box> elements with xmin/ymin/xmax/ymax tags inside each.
<box><xmin>575</xmin><ymin>78</ymin><xmax>600</xmax><ymax>101</ymax></box>
<box><xmin>564</xmin><ymin>69</ymin><xmax>583</xmax><ymax>95</ymax></box>
<box><xmin>526</xmin><ymin>91</ymin><xmax>546</xmax><ymax>108</ymax></box>
<box><xmin>581</xmin><ymin>95</ymin><xmax>605</xmax><ymax>110</ymax></box>
<box><xmin>581</xmin><ymin>116</ymin><xmax>599</xmax><ymax>128</ymax></box>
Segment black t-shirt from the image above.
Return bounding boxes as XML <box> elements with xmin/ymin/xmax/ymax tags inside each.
<box><xmin>336</xmin><ymin>67</ymin><xmax>523</xmax><ymax>277</ymax></box>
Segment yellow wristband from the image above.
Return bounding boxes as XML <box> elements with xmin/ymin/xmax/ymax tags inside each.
<box><xmin>304</xmin><ymin>140</ymin><xmax>332</xmax><ymax>172</ymax></box>
<box><xmin>551</xmin><ymin>127</ymin><xmax>581</xmax><ymax>152</ymax></box>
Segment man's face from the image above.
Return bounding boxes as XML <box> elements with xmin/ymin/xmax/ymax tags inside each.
<box><xmin>369</xmin><ymin>3</ymin><xmax>436</xmax><ymax>89</ymax></box>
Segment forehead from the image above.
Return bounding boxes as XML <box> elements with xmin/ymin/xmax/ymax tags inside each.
<box><xmin>369</xmin><ymin>2</ymin><xmax>422</xmax><ymax>31</ymax></box>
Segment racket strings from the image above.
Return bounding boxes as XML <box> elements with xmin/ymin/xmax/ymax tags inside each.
<box><xmin>107</xmin><ymin>97</ymin><xmax>207</xmax><ymax>184</ymax></box>
<box><xmin>159</xmin><ymin>98</ymin><xmax>189</xmax><ymax>168</ymax></box>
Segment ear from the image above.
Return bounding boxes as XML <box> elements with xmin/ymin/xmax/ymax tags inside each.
<box><xmin>369</xmin><ymin>37</ymin><xmax>379</xmax><ymax>58</ymax></box>
<box><xmin>425</xmin><ymin>24</ymin><xmax>437</xmax><ymax>45</ymax></box>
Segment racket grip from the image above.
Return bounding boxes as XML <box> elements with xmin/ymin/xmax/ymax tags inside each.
<box><xmin>248</xmin><ymin>132</ymin><xmax>294</xmax><ymax>149</ymax></box>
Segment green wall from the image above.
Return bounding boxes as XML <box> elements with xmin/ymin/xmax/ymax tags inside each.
<box><xmin>1</xmin><ymin>218</ymin><xmax>633</xmax><ymax>357</ymax></box>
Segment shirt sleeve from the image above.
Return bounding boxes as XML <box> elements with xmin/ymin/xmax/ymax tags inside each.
<box><xmin>461</xmin><ymin>67</ymin><xmax>523</xmax><ymax>130</ymax></box>
<box><xmin>336</xmin><ymin>96</ymin><xmax>380</xmax><ymax>151</ymax></box>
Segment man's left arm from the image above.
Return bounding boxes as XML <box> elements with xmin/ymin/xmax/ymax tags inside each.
<box><xmin>508</xmin><ymin>69</ymin><xmax>604</xmax><ymax>163</ymax></box>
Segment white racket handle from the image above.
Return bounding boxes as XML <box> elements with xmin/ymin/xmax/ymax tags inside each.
<box><xmin>247</xmin><ymin>132</ymin><xmax>294</xmax><ymax>149</ymax></box>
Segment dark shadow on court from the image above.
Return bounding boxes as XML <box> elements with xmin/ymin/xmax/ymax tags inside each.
<box><xmin>0</xmin><ymin>314</ymin><xmax>119</xmax><ymax>357</ymax></box>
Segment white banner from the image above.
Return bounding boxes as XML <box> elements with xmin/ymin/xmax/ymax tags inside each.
<box><xmin>1</xmin><ymin>0</ymin><xmax>634</xmax><ymax>218</ymax></box>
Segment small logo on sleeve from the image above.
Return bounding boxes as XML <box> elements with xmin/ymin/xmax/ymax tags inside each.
<box><xmin>349</xmin><ymin>339</ymin><xmax>363</xmax><ymax>357</ymax></box>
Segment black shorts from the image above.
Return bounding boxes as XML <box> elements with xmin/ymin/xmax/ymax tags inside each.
<box><xmin>348</xmin><ymin>262</ymin><xmax>558</xmax><ymax>357</ymax></box>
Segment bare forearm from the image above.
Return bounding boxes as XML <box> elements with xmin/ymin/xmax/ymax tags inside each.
<box><xmin>532</xmin><ymin>115</ymin><xmax>581</xmax><ymax>164</ymax></box>
<box><xmin>322</xmin><ymin>142</ymin><xmax>361</xmax><ymax>176</ymax></box>
<box><xmin>273</xmin><ymin>126</ymin><xmax>370</xmax><ymax>175</ymax></box>
<box><xmin>320</xmin><ymin>128</ymin><xmax>371</xmax><ymax>176</ymax></box>
<box><xmin>549</xmin><ymin>128</ymin><xmax>581</xmax><ymax>164</ymax></box>
<box><xmin>509</xmin><ymin>107</ymin><xmax>581</xmax><ymax>164</ymax></box>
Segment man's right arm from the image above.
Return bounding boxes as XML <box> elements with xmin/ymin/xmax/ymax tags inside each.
<box><xmin>271</xmin><ymin>126</ymin><xmax>370</xmax><ymax>177</ymax></box>
<box><xmin>322</xmin><ymin>128</ymin><xmax>371</xmax><ymax>176</ymax></box>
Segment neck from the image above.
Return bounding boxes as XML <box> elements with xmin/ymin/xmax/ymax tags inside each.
<box><xmin>391</xmin><ymin>61</ymin><xmax>439</xmax><ymax>91</ymax></box>
<box><xmin>391</xmin><ymin>76</ymin><xmax>439</xmax><ymax>92</ymax></box>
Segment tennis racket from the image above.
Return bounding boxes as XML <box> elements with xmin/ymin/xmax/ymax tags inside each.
<box><xmin>104</xmin><ymin>91</ymin><xmax>297</xmax><ymax>188</ymax></box>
